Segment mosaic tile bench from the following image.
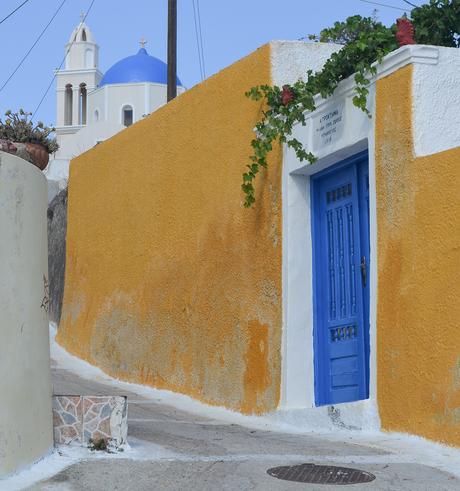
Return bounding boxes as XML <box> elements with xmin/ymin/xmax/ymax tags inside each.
<box><xmin>52</xmin><ymin>395</ymin><xmax>128</xmax><ymax>450</ymax></box>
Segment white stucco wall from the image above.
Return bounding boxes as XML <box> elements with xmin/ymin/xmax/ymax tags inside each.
<box><xmin>270</xmin><ymin>40</ymin><xmax>341</xmax><ymax>86</ymax></box>
<box><xmin>54</xmin><ymin>121</ymin><xmax>126</xmax><ymax>162</ymax></box>
<box><xmin>0</xmin><ymin>152</ymin><xmax>53</xmax><ymax>476</ymax></box>
<box><xmin>88</xmin><ymin>82</ymin><xmax>186</xmax><ymax>126</ymax></box>
<box><xmin>412</xmin><ymin>46</ymin><xmax>460</xmax><ymax>156</ymax></box>
<box><xmin>48</xmin><ymin>121</ymin><xmax>126</xmax><ymax>187</ymax></box>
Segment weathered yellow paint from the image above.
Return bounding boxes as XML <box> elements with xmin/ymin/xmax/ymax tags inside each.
<box><xmin>376</xmin><ymin>65</ymin><xmax>460</xmax><ymax>446</ymax></box>
<box><xmin>58</xmin><ymin>44</ymin><xmax>282</xmax><ymax>414</ymax></box>
<box><xmin>242</xmin><ymin>320</ymin><xmax>270</xmax><ymax>414</ymax></box>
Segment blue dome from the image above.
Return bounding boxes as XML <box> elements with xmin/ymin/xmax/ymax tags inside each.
<box><xmin>99</xmin><ymin>48</ymin><xmax>182</xmax><ymax>87</ymax></box>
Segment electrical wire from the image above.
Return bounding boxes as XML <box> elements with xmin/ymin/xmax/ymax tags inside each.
<box><xmin>358</xmin><ymin>0</ymin><xmax>408</xmax><ymax>11</ymax></box>
<box><xmin>196</xmin><ymin>0</ymin><xmax>206</xmax><ymax>79</ymax></box>
<box><xmin>0</xmin><ymin>0</ymin><xmax>31</xmax><ymax>26</ymax></box>
<box><xmin>402</xmin><ymin>0</ymin><xmax>419</xmax><ymax>7</ymax></box>
<box><xmin>192</xmin><ymin>0</ymin><xmax>204</xmax><ymax>80</ymax></box>
<box><xmin>192</xmin><ymin>0</ymin><xmax>202</xmax><ymax>79</ymax></box>
<box><xmin>0</xmin><ymin>0</ymin><xmax>67</xmax><ymax>93</ymax></box>
<box><xmin>32</xmin><ymin>0</ymin><xmax>96</xmax><ymax>119</ymax></box>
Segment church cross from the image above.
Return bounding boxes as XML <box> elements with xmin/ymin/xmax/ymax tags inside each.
<box><xmin>139</xmin><ymin>37</ymin><xmax>147</xmax><ymax>49</ymax></box>
<box><xmin>80</xmin><ymin>11</ymin><xmax>85</xmax><ymax>23</ymax></box>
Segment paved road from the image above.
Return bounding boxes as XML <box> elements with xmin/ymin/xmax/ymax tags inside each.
<box><xmin>29</xmin><ymin>358</ymin><xmax>460</xmax><ymax>490</ymax></box>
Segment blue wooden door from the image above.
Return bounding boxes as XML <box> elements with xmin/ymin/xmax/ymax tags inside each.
<box><xmin>312</xmin><ymin>152</ymin><xmax>370</xmax><ymax>406</ymax></box>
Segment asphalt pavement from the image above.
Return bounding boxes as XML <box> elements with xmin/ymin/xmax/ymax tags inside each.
<box><xmin>27</xmin><ymin>355</ymin><xmax>460</xmax><ymax>490</ymax></box>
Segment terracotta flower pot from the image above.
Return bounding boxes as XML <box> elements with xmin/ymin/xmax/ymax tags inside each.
<box><xmin>0</xmin><ymin>139</ymin><xmax>49</xmax><ymax>171</ymax></box>
<box><xmin>25</xmin><ymin>142</ymin><xmax>49</xmax><ymax>170</ymax></box>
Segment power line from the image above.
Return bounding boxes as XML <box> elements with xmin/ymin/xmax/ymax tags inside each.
<box><xmin>0</xmin><ymin>0</ymin><xmax>31</xmax><ymax>26</ymax></box>
<box><xmin>0</xmin><ymin>0</ymin><xmax>67</xmax><ymax>93</ymax></box>
<box><xmin>358</xmin><ymin>0</ymin><xmax>408</xmax><ymax>11</ymax></box>
<box><xmin>192</xmin><ymin>0</ymin><xmax>204</xmax><ymax>80</ymax></box>
<box><xmin>196</xmin><ymin>0</ymin><xmax>206</xmax><ymax>78</ymax></box>
<box><xmin>32</xmin><ymin>0</ymin><xmax>96</xmax><ymax>120</ymax></box>
<box><xmin>402</xmin><ymin>0</ymin><xmax>419</xmax><ymax>7</ymax></box>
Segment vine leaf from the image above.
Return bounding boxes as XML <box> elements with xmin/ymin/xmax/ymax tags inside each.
<box><xmin>241</xmin><ymin>5</ymin><xmax>458</xmax><ymax>207</ymax></box>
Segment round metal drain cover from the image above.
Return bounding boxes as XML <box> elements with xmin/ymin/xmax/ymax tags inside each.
<box><xmin>267</xmin><ymin>463</ymin><xmax>376</xmax><ymax>485</ymax></box>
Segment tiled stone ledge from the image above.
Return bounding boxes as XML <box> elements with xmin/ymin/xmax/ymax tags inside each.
<box><xmin>53</xmin><ymin>395</ymin><xmax>128</xmax><ymax>450</ymax></box>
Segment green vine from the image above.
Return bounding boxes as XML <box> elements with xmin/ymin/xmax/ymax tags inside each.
<box><xmin>242</xmin><ymin>0</ymin><xmax>460</xmax><ymax>207</ymax></box>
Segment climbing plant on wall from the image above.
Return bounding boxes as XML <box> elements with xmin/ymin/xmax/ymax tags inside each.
<box><xmin>242</xmin><ymin>0</ymin><xmax>460</xmax><ymax>207</ymax></box>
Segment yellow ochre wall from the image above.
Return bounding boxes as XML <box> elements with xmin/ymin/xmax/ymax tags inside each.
<box><xmin>376</xmin><ymin>65</ymin><xmax>460</xmax><ymax>446</ymax></box>
<box><xmin>58</xmin><ymin>44</ymin><xmax>282</xmax><ymax>414</ymax></box>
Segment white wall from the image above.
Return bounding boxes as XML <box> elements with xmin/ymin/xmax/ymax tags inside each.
<box><xmin>54</xmin><ymin>81</ymin><xmax>186</xmax><ymax>165</ymax></box>
<box><xmin>0</xmin><ymin>152</ymin><xmax>53</xmax><ymax>476</ymax></box>
<box><xmin>52</xmin><ymin>121</ymin><xmax>126</xmax><ymax>163</ymax></box>
<box><xmin>413</xmin><ymin>46</ymin><xmax>460</xmax><ymax>156</ymax></box>
<box><xmin>88</xmin><ymin>82</ymin><xmax>186</xmax><ymax>125</ymax></box>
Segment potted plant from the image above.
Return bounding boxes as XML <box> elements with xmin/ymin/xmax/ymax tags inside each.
<box><xmin>0</xmin><ymin>109</ymin><xmax>59</xmax><ymax>170</ymax></box>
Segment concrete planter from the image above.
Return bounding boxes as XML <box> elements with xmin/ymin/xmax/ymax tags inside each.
<box><xmin>53</xmin><ymin>395</ymin><xmax>128</xmax><ymax>451</ymax></box>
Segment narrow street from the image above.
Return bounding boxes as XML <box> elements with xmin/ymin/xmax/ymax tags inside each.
<box><xmin>2</xmin><ymin>1</ymin><xmax>460</xmax><ymax>488</ymax></box>
<box><xmin>26</xmin><ymin>341</ymin><xmax>460</xmax><ymax>490</ymax></box>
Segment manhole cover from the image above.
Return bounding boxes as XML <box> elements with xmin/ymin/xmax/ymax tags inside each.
<box><xmin>267</xmin><ymin>463</ymin><xmax>376</xmax><ymax>485</ymax></box>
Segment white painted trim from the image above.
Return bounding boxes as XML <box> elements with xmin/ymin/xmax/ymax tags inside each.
<box><xmin>55</xmin><ymin>68</ymin><xmax>103</xmax><ymax>77</ymax></box>
<box><xmin>367</xmin><ymin>107</ymin><xmax>379</xmax><ymax>412</ymax></box>
<box><xmin>375</xmin><ymin>44</ymin><xmax>438</xmax><ymax>79</ymax></box>
<box><xmin>280</xmin><ymin>143</ymin><xmax>314</xmax><ymax>409</ymax></box>
<box><xmin>55</xmin><ymin>125</ymin><xmax>84</xmax><ymax>133</ymax></box>
<box><xmin>281</xmin><ymin>131</ymin><xmax>380</xmax><ymax>429</ymax></box>
<box><xmin>311</xmin><ymin>45</ymin><xmax>439</xmax><ymax>114</ymax></box>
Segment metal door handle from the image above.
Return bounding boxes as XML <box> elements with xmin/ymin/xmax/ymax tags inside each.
<box><xmin>360</xmin><ymin>256</ymin><xmax>367</xmax><ymax>287</ymax></box>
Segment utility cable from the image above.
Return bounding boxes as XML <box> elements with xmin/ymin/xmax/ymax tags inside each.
<box><xmin>0</xmin><ymin>0</ymin><xmax>31</xmax><ymax>26</ymax></box>
<box><xmin>402</xmin><ymin>0</ymin><xmax>419</xmax><ymax>7</ymax></box>
<box><xmin>196</xmin><ymin>0</ymin><xmax>206</xmax><ymax>78</ymax></box>
<box><xmin>32</xmin><ymin>0</ymin><xmax>96</xmax><ymax>120</ymax></box>
<box><xmin>0</xmin><ymin>0</ymin><xmax>67</xmax><ymax>93</ymax></box>
<box><xmin>192</xmin><ymin>0</ymin><xmax>204</xmax><ymax>80</ymax></box>
<box><xmin>358</xmin><ymin>0</ymin><xmax>408</xmax><ymax>11</ymax></box>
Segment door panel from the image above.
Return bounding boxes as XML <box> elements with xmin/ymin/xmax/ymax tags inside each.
<box><xmin>312</xmin><ymin>153</ymin><xmax>370</xmax><ymax>406</ymax></box>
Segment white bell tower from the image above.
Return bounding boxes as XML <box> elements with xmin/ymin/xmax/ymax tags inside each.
<box><xmin>55</xmin><ymin>15</ymin><xmax>102</xmax><ymax>152</ymax></box>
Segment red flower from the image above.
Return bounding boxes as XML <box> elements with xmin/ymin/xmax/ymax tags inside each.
<box><xmin>281</xmin><ymin>85</ymin><xmax>295</xmax><ymax>106</ymax></box>
<box><xmin>396</xmin><ymin>18</ymin><xmax>416</xmax><ymax>47</ymax></box>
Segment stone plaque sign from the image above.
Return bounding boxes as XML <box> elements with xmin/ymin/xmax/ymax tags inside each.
<box><xmin>312</xmin><ymin>104</ymin><xmax>345</xmax><ymax>150</ymax></box>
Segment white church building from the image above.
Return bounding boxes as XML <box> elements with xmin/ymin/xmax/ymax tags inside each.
<box><xmin>45</xmin><ymin>18</ymin><xmax>184</xmax><ymax>189</ymax></box>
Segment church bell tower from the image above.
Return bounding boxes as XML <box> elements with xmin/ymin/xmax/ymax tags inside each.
<box><xmin>55</xmin><ymin>16</ymin><xmax>102</xmax><ymax>150</ymax></box>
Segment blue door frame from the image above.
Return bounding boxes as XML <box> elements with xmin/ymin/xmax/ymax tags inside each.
<box><xmin>311</xmin><ymin>151</ymin><xmax>370</xmax><ymax>406</ymax></box>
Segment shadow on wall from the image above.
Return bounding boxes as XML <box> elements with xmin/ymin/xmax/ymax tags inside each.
<box><xmin>48</xmin><ymin>187</ymin><xmax>68</xmax><ymax>325</ymax></box>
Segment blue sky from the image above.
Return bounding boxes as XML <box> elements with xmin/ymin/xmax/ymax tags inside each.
<box><xmin>0</xmin><ymin>0</ymin><xmax>413</xmax><ymax>126</ymax></box>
